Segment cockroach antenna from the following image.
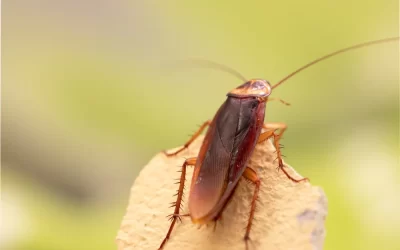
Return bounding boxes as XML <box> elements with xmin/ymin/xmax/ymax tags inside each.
<box><xmin>271</xmin><ymin>37</ymin><xmax>399</xmax><ymax>89</ymax></box>
<box><xmin>174</xmin><ymin>58</ymin><xmax>247</xmax><ymax>82</ymax></box>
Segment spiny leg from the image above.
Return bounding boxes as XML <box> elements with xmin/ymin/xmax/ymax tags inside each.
<box><xmin>257</xmin><ymin>130</ymin><xmax>274</xmax><ymax>144</ymax></box>
<box><xmin>242</xmin><ymin>167</ymin><xmax>261</xmax><ymax>250</ymax></box>
<box><xmin>262</xmin><ymin>123</ymin><xmax>309</xmax><ymax>183</ymax></box>
<box><xmin>158</xmin><ymin>157</ymin><xmax>197</xmax><ymax>250</ymax></box>
<box><xmin>163</xmin><ymin>120</ymin><xmax>211</xmax><ymax>157</ymax></box>
<box><xmin>212</xmin><ymin>212</ymin><xmax>224</xmax><ymax>232</ymax></box>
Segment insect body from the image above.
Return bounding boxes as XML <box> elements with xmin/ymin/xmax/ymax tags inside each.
<box><xmin>158</xmin><ymin>37</ymin><xmax>399</xmax><ymax>250</ymax></box>
<box><xmin>189</xmin><ymin>80</ymin><xmax>273</xmax><ymax>224</ymax></box>
<box><xmin>159</xmin><ymin>79</ymin><xmax>305</xmax><ymax>250</ymax></box>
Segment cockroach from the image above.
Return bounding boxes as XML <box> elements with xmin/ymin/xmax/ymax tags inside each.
<box><xmin>158</xmin><ymin>37</ymin><xmax>399</xmax><ymax>250</ymax></box>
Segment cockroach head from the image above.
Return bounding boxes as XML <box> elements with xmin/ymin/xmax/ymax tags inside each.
<box><xmin>228</xmin><ymin>79</ymin><xmax>272</xmax><ymax>98</ymax></box>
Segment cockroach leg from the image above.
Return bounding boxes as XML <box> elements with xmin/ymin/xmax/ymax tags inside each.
<box><xmin>163</xmin><ymin>120</ymin><xmax>211</xmax><ymax>157</ymax></box>
<box><xmin>211</xmin><ymin>212</ymin><xmax>224</xmax><ymax>232</ymax></box>
<box><xmin>158</xmin><ymin>157</ymin><xmax>197</xmax><ymax>250</ymax></box>
<box><xmin>262</xmin><ymin>123</ymin><xmax>309</xmax><ymax>183</ymax></box>
<box><xmin>257</xmin><ymin>130</ymin><xmax>274</xmax><ymax>144</ymax></box>
<box><xmin>242</xmin><ymin>167</ymin><xmax>261</xmax><ymax>250</ymax></box>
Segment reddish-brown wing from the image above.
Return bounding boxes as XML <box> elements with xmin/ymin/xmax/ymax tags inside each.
<box><xmin>189</xmin><ymin>96</ymin><xmax>265</xmax><ymax>223</ymax></box>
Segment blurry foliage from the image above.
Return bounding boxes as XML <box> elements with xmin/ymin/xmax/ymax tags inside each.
<box><xmin>2</xmin><ymin>1</ymin><xmax>399</xmax><ymax>250</ymax></box>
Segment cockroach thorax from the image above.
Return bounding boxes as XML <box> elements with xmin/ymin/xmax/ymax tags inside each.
<box><xmin>228</xmin><ymin>79</ymin><xmax>272</xmax><ymax>98</ymax></box>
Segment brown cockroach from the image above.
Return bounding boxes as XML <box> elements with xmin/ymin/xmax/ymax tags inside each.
<box><xmin>158</xmin><ymin>37</ymin><xmax>399</xmax><ymax>250</ymax></box>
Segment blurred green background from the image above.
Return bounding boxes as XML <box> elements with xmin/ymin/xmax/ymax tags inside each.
<box><xmin>1</xmin><ymin>1</ymin><xmax>399</xmax><ymax>250</ymax></box>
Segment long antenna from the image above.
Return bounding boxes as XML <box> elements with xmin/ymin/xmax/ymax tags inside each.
<box><xmin>272</xmin><ymin>37</ymin><xmax>399</xmax><ymax>89</ymax></box>
<box><xmin>174</xmin><ymin>58</ymin><xmax>247</xmax><ymax>82</ymax></box>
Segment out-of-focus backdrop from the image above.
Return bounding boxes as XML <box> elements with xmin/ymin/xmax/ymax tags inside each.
<box><xmin>2</xmin><ymin>1</ymin><xmax>399</xmax><ymax>250</ymax></box>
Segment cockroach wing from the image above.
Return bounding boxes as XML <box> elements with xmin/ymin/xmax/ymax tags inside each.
<box><xmin>188</xmin><ymin>98</ymin><xmax>238</xmax><ymax>222</ymax></box>
<box><xmin>189</xmin><ymin>97</ymin><xmax>264</xmax><ymax>223</ymax></box>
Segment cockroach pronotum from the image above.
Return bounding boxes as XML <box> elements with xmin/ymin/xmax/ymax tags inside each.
<box><xmin>158</xmin><ymin>37</ymin><xmax>399</xmax><ymax>250</ymax></box>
